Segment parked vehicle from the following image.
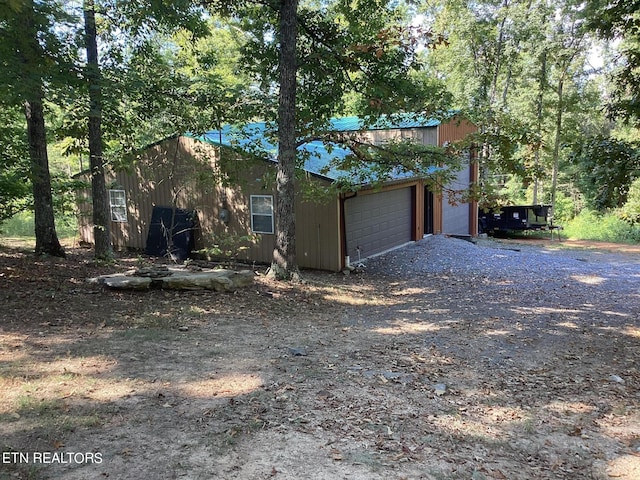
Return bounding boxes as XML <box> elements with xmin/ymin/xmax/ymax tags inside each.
<box><xmin>479</xmin><ymin>205</ymin><xmax>553</xmax><ymax>235</ymax></box>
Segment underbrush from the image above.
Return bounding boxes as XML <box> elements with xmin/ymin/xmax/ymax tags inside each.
<box><xmin>562</xmin><ymin>210</ymin><xmax>640</xmax><ymax>243</ymax></box>
<box><xmin>0</xmin><ymin>212</ymin><xmax>77</xmax><ymax>239</ymax></box>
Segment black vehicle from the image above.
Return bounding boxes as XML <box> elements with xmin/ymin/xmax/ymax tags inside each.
<box><xmin>479</xmin><ymin>205</ymin><xmax>552</xmax><ymax>235</ymax></box>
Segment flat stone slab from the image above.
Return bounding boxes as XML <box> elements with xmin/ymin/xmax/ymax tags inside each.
<box><xmin>88</xmin><ymin>268</ymin><xmax>254</xmax><ymax>292</ymax></box>
<box><xmin>102</xmin><ymin>276</ymin><xmax>153</xmax><ymax>290</ymax></box>
<box><xmin>161</xmin><ymin>270</ymin><xmax>254</xmax><ymax>292</ymax></box>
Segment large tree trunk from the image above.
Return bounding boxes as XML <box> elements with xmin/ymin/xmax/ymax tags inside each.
<box><xmin>21</xmin><ymin>0</ymin><xmax>65</xmax><ymax>258</ymax></box>
<box><xmin>24</xmin><ymin>99</ymin><xmax>65</xmax><ymax>258</ymax></box>
<box><xmin>84</xmin><ymin>0</ymin><xmax>113</xmax><ymax>260</ymax></box>
<box><xmin>269</xmin><ymin>0</ymin><xmax>300</xmax><ymax>281</ymax></box>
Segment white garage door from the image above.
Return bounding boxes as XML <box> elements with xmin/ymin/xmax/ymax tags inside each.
<box><xmin>345</xmin><ymin>187</ymin><xmax>413</xmax><ymax>261</ymax></box>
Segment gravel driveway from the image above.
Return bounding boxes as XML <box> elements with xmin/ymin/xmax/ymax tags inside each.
<box><xmin>362</xmin><ymin>234</ymin><xmax>640</xmax><ymax>366</ymax></box>
<box><xmin>366</xmin><ymin>234</ymin><xmax>640</xmax><ymax>294</ymax></box>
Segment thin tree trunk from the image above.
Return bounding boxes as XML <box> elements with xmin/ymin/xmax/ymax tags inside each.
<box><xmin>21</xmin><ymin>0</ymin><xmax>64</xmax><ymax>258</ymax></box>
<box><xmin>84</xmin><ymin>0</ymin><xmax>113</xmax><ymax>260</ymax></box>
<box><xmin>489</xmin><ymin>0</ymin><xmax>510</xmax><ymax>107</ymax></box>
<box><xmin>550</xmin><ymin>76</ymin><xmax>564</xmax><ymax>223</ymax></box>
<box><xmin>532</xmin><ymin>51</ymin><xmax>547</xmax><ymax>205</ymax></box>
<box><xmin>269</xmin><ymin>0</ymin><xmax>300</xmax><ymax>281</ymax></box>
<box><xmin>24</xmin><ymin>99</ymin><xmax>65</xmax><ymax>258</ymax></box>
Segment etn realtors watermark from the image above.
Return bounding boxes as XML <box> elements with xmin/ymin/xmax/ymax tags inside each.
<box><xmin>2</xmin><ymin>451</ymin><xmax>103</xmax><ymax>465</ymax></box>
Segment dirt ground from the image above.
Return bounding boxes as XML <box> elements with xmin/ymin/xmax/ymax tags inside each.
<box><xmin>1</xmin><ymin>236</ymin><xmax>639</xmax><ymax>480</ymax></box>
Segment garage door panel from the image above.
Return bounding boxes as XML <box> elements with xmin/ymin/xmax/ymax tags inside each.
<box><xmin>345</xmin><ymin>188</ymin><xmax>413</xmax><ymax>260</ymax></box>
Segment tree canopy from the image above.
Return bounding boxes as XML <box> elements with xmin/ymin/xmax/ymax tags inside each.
<box><xmin>1</xmin><ymin>0</ymin><xmax>639</xmax><ymax>267</ymax></box>
<box><xmin>585</xmin><ymin>0</ymin><xmax>640</xmax><ymax>124</ymax></box>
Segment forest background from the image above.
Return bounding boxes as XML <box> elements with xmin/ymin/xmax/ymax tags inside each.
<box><xmin>1</xmin><ymin>0</ymin><xmax>639</xmax><ymax>269</ymax></box>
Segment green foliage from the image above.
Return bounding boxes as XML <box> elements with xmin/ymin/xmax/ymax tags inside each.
<box><xmin>425</xmin><ymin>0</ymin><xmax>608</xmax><ymax>211</ymax></box>
<box><xmin>216</xmin><ymin>0</ymin><xmax>463</xmax><ymax>200</ymax></box>
<box><xmin>500</xmin><ymin>175</ymin><xmax>528</xmax><ymax>205</ymax></box>
<box><xmin>0</xmin><ymin>104</ymin><xmax>85</xmax><ymax>225</ymax></box>
<box><xmin>195</xmin><ymin>232</ymin><xmax>258</xmax><ymax>263</ymax></box>
<box><xmin>618</xmin><ymin>177</ymin><xmax>640</xmax><ymax>223</ymax></box>
<box><xmin>584</xmin><ymin>0</ymin><xmax>640</xmax><ymax>124</ymax></box>
<box><xmin>567</xmin><ymin>135</ymin><xmax>640</xmax><ymax>211</ymax></box>
<box><xmin>309</xmin><ymin>132</ymin><xmax>463</xmax><ymax>193</ymax></box>
<box><xmin>51</xmin><ymin>4</ymin><xmax>220</xmax><ymax>164</ymax></box>
<box><xmin>235</xmin><ymin>0</ymin><xmax>452</xmax><ymax>128</ymax></box>
<box><xmin>0</xmin><ymin>107</ymin><xmax>31</xmax><ymax>221</ymax></box>
<box><xmin>4</xmin><ymin>0</ymin><xmax>636</xmax><ymax>257</ymax></box>
<box><xmin>0</xmin><ymin>212</ymin><xmax>36</xmax><ymax>237</ymax></box>
<box><xmin>1</xmin><ymin>211</ymin><xmax>77</xmax><ymax>239</ymax></box>
<box><xmin>0</xmin><ymin>0</ymin><xmax>78</xmax><ymax>106</ymax></box>
<box><xmin>563</xmin><ymin>209</ymin><xmax>640</xmax><ymax>243</ymax></box>
<box><xmin>551</xmin><ymin>190</ymin><xmax>576</xmax><ymax>225</ymax></box>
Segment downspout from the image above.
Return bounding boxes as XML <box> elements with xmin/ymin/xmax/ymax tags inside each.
<box><xmin>339</xmin><ymin>191</ymin><xmax>358</xmax><ymax>270</ymax></box>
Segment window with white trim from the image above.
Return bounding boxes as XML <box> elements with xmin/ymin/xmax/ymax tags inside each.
<box><xmin>250</xmin><ymin>195</ymin><xmax>274</xmax><ymax>234</ymax></box>
<box><xmin>108</xmin><ymin>189</ymin><xmax>128</xmax><ymax>223</ymax></box>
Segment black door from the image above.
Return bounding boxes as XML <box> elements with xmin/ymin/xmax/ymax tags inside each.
<box><xmin>145</xmin><ymin>206</ymin><xmax>196</xmax><ymax>261</ymax></box>
<box><xmin>424</xmin><ymin>187</ymin><xmax>434</xmax><ymax>235</ymax></box>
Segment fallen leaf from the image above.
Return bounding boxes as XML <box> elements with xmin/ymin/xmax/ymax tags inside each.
<box><xmin>490</xmin><ymin>469</ymin><xmax>508</xmax><ymax>479</ymax></box>
<box><xmin>330</xmin><ymin>448</ymin><xmax>343</xmax><ymax>461</ymax></box>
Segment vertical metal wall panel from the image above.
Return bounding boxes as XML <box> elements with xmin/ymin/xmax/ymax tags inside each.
<box><xmin>294</xmin><ymin>194</ymin><xmax>341</xmax><ymax>271</ymax></box>
<box><xmin>437</xmin><ymin>117</ymin><xmax>478</xmax><ymax>146</ymax></box>
<box><xmin>437</xmin><ymin>117</ymin><xmax>478</xmax><ymax>235</ymax></box>
<box><xmin>441</xmin><ymin>162</ymin><xmax>472</xmax><ymax>234</ymax></box>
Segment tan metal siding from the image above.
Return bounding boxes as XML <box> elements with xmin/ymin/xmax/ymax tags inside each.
<box><xmin>78</xmin><ymin>136</ymin><xmax>342</xmax><ymax>271</ymax></box>
<box><xmin>294</xmin><ymin>194</ymin><xmax>341</xmax><ymax>271</ymax></box>
<box><xmin>437</xmin><ymin>117</ymin><xmax>478</xmax><ymax>235</ymax></box>
<box><xmin>362</xmin><ymin>127</ymin><xmax>438</xmax><ymax>146</ymax></box>
<box><xmin>211</xmin><ymin>177</ymin><xmax>341</xmax><ymax>271</ymax></box>
<box><xmin>110</xmin><ymin>136</ymin><xmax>220</xmax><ymax>250</ymax></box>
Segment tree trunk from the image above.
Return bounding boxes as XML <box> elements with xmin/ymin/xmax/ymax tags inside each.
<box><xmin>490</xmin><ymin>0</ymin><xmax>509</xmax><ymax>106</ymax></box>
<box><xmin>269</xmin><ymin>0</ymin><xmax>300</xmax><ymax>281</ymax></box>
<box><xmin>24</xmin><ymin>99</ymin><xmax>65</xmax><ymax>258</ymax></box>
<box><xmin>550</xmin><ymin>76</ymin><xmax>564</xmax><ymax>223</ymax></box>
<box><xmin>532</xmin><ymin>50</ymin><xmax>547</xmax><ymax>205</ymax></box>
<box><xmin>84</xmin><ymin>0</ymin><xmax>113</xmax><ymax>260</ymax></box>
<box><xmin>20</xmin><ymin>0</ymin><xmax>64</xmax><ymax>258</ymax></box>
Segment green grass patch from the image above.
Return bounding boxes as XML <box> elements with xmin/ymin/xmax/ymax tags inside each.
<box><xmin>16</xmin><ymin>396</ymin><xmax>65</xmax><ymax>416</ymax></box>
<box><xmin>0</xmin><ymin>212</ymin><xmax>77</xmax><ymax>239</ymax></box>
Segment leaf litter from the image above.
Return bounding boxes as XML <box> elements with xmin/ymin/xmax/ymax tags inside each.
<box><xmin>0</xmin><ymin>236</ymin><xmax>639</xmax><ymax>479</ymax></box>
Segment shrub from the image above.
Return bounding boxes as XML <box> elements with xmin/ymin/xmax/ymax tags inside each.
<box><xmin>618</xmin><ymin>177</ymin><xmax>640</xmax><ymax>223</ymax></box>
<box><xmin>551</xmin><ymin>191</ymin><xmax>576</xmax><ymax>225</ymax></box>
<box><xmin>563</xmin><ymin>209</ymin><xmax>640</xmax><ymax>243</ymax></box>
<box><xmin>194</xmin><ymin>232</ymin><xmax>258</xmax><ymax>264</ymax></box>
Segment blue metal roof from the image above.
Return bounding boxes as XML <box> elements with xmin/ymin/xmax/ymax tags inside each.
<box><xmin>329</xmin><ymin>115</ymin><xmax>441</xmax><ymax>131</ymax></box>
<box><xmin>196</xmin><ymin>114</ymin><xmax>442</xmax><ymax>181</ymax></box>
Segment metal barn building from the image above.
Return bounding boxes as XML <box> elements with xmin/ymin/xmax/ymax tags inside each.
<box><xmin>77</xmin><ymin>115</ymin><xmax>478</xmax><ymax>271</ymax></box>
